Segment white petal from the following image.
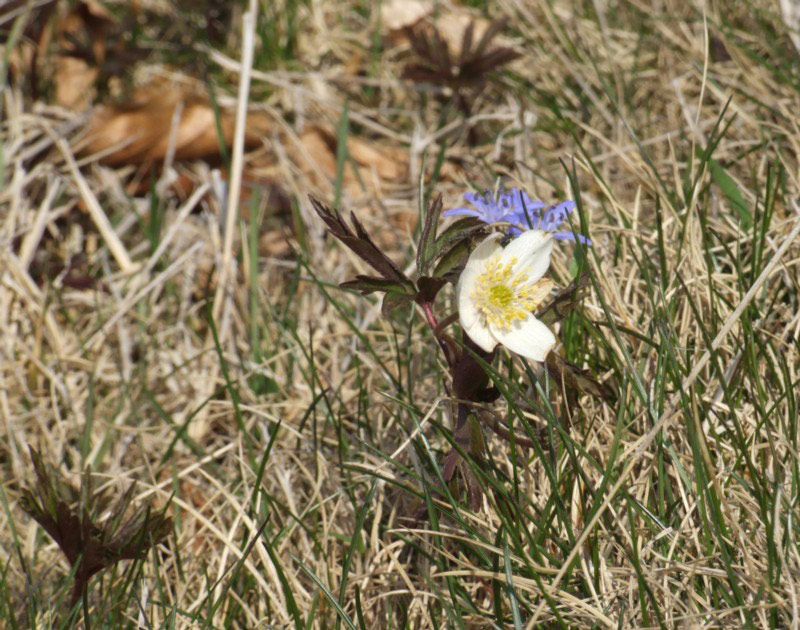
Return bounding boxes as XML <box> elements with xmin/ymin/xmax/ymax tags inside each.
<box><xmin>491</xmin><ymin>316</ymin><xmax>556</xmax><ymax>362</ymax></box>
<box><xmin>456</xmin><ymin>233</ymin><xmax>503</xmax><ymax>330</ymax></box>
<box><xmin>501</xmin><ymin>229</ymin><xmax>553</xmax><ymax>282</ymax></box>
<box><xmin>463</xmin><ymin>317</ymin><xmax>498</xmax><ymax>353</ymax></box>
<box><xmin>467</xmin><ymin>231</ymin><xmax>505</xmax><ymax>267</ymax></box>
<box><xmin>456</xmin><ymin>232</ymin><xmax>504</xmax><ymax>353</ymax></box>
<box><xmin>458</xmin><ymin>284</ymin><xmax>482</xmax><ymax>333</ymax></box>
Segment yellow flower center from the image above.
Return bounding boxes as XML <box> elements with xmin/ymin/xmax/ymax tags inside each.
<box><xmin>471</xmin><ymin>256</ymin><xmax>549</xmax><ymax>331</ymax></box>
<box><xmin>488</xmin><ymin>285</ymin><xmax>514</xmax><ymax>309</ymax></box>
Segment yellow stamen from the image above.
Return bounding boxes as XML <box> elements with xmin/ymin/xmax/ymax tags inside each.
<box><xmin>470</xmin><ymin>256</ymin><xmax>551</xmax><ymax>331</ymax></box>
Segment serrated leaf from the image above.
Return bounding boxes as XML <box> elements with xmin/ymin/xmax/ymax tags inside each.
<box><xmin>341</xmin><ymin>275</ymin><xmax>415</xmax><ymax>296</ymax></box>
<box><xmin>417</xmin><ymin>194</ymin><xmax>444</xmax><ymax>275</ymax></box>
<box><xmin>21</xmin><ymin>448</ymin><xmax>173</xmax><ymax>606</ymax></box>
<box><xmin>309</xmin><ymin>196</ymin><xmax>414</xmax><ymax>290</ymax></box>
<box><xmin>432</xmin><ymin>239</ymin><xmax>471</xmax><ymax>279</ymax></box>
<box><xmin>433</xmin><ymin>216</ymin><xmax>484</xmax><ymax>252</ymax></box>
<box><xmin>105</xmin><ymin>483</ymin><xmax>137</xmax><ymax>539</ymax></box>
<box><xmin>434</xmin><ymin>216</ymin><xmax>483</xmax><ymax>243</ymax></box>
<box><xmin>421</xmin><ymin>218</ymin><xmax>484</xmax><ymax>281</ymax></box>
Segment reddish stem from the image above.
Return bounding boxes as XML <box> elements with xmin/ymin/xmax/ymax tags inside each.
<box><xmin>420</xmin><ymin>300</ymin><xmax>454</xmax><ymax>365</ymax></box>
<box><xmin>421</xmin><ymin>301</ymin><xmax>439</xmax><ymax>330</ymax></box>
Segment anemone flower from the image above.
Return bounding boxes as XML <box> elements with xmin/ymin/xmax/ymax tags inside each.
<box><xmin>457</xmin><ymin>229</ymin><xmax>556</xmax><ymax>362</ymax></box>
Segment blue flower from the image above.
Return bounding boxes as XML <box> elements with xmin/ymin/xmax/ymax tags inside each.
<box><xmin>445</xmin><ymin>188</ymin><xmax>592</xmax><ymax>245</ymax></box>
<box><xmin>443</xmin><ymin>190</ymin><xmax>545</xmax><ymax>224</ymax></box>
<box><xmin>506</xmin><ymin>196</ymin><xmax>592</xmax><ymax>245</ymax></box>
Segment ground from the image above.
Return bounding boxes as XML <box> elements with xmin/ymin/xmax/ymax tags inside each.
<box><xmin>1</xmin><ymin>0</ymin><xmax>800</xmax><ymax>628</ymax></box>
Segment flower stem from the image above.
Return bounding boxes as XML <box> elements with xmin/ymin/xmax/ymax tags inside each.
<box><xmin>421</xmin><ymin>301</ymin><xmax>439</xmax><ymax>330</ymax></box>
<box><xmin>420</xmin><ymin>300</ymin><xmax>454</xmax><ymax>365</ymax></box>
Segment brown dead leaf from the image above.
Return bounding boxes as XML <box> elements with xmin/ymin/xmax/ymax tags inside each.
<box><xmin>294</xmin><ymin>127</ymin><xmax>339</xmax><ymax>186</ymax></box>
<box><xmin>83</xmin><ymin>86</ymin><xmax>272</xmax><ymax>166</ymax></box>
<box><xmin>347</xmin><ymin>135</ymin><xmax>407</xmax><ymax>181</ymax></box>
<box><xmin>51</xmin><ymin>0</ymin><xmax>117</xmax><ymax>110</ymax></box>
<box><xmin>286</xmin><ymin>125</ymin><xmax>408</xmax><ymax>197</ymax></box>
<box><xmin>383</xmin><ymin>0</ymin><xmax>431</xmax><ymax>33</ymax></box>
<box><xmin>57</xmin><ymin>56</ymin><xmax>99</xmax><ymax>110</ymax></box>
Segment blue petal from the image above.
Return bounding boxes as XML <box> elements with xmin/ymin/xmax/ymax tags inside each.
<box><xmin>515</xmin><ymin>191</ymin><xmax>547</xmax><ymax>211</ymax></box>
<box><xmin>458</xmin><ymin>190</ymin><xmax>506</xmax><ymax>222</ymax></box>
<box><xmin>444</xmin><ymin>189</ymin><xmax>589</xmax><ymax>243</ymax></box>
<box><xmin>462</xmin><ymin>191</ymin><xmax>487</xmax><ymax>207</ymax></box>
<box><xmin>541</xmin><ymin>201</ymin><xmax>576</xmax><ymax>231</ymax></box>
<box><xmin>443</xmin><ymin>207</ymin><xmax>482</xmax><ymax>218</ymax></box>
<box><xmin>505</xmin><ymin>209</ymin><xmax>542</xmax><ymax>230</ymax></box>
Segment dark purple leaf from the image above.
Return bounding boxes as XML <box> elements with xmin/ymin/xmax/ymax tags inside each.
<box><xmin>309</xmin><ymin>195</ymin><xmax>413</xmax><ymax>289</ymax></box>
<box><xmin>341</xmin><ymin>275</ymin><xmax>415</xmax><ymax>296</ymax></box>
<box><xmin>416</xmin><ymin>194</ymin><xmax>444</xmax><ymax>275</ymax></box>
<box><xmin>415</xmin><ymin>276</ymin><xmax>447</xmax><ymax>305</ymax></box>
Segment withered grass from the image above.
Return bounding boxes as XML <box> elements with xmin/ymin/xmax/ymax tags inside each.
<box><xmin>2</xmin><ymin>0</ymin><xmax>800</xmax><ymax>628</ymax></box>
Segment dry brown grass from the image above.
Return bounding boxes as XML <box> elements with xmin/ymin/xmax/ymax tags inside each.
<box><xmin>2</xmin><ymin>0</ymin><xmax>800</xmax><ymax>628</ymax></box>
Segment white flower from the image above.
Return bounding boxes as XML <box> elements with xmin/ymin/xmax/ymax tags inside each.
<box><xmin>457</xmin><ymin>230</ymin><xmax>556</xmax><ymax>361</ymax></box>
